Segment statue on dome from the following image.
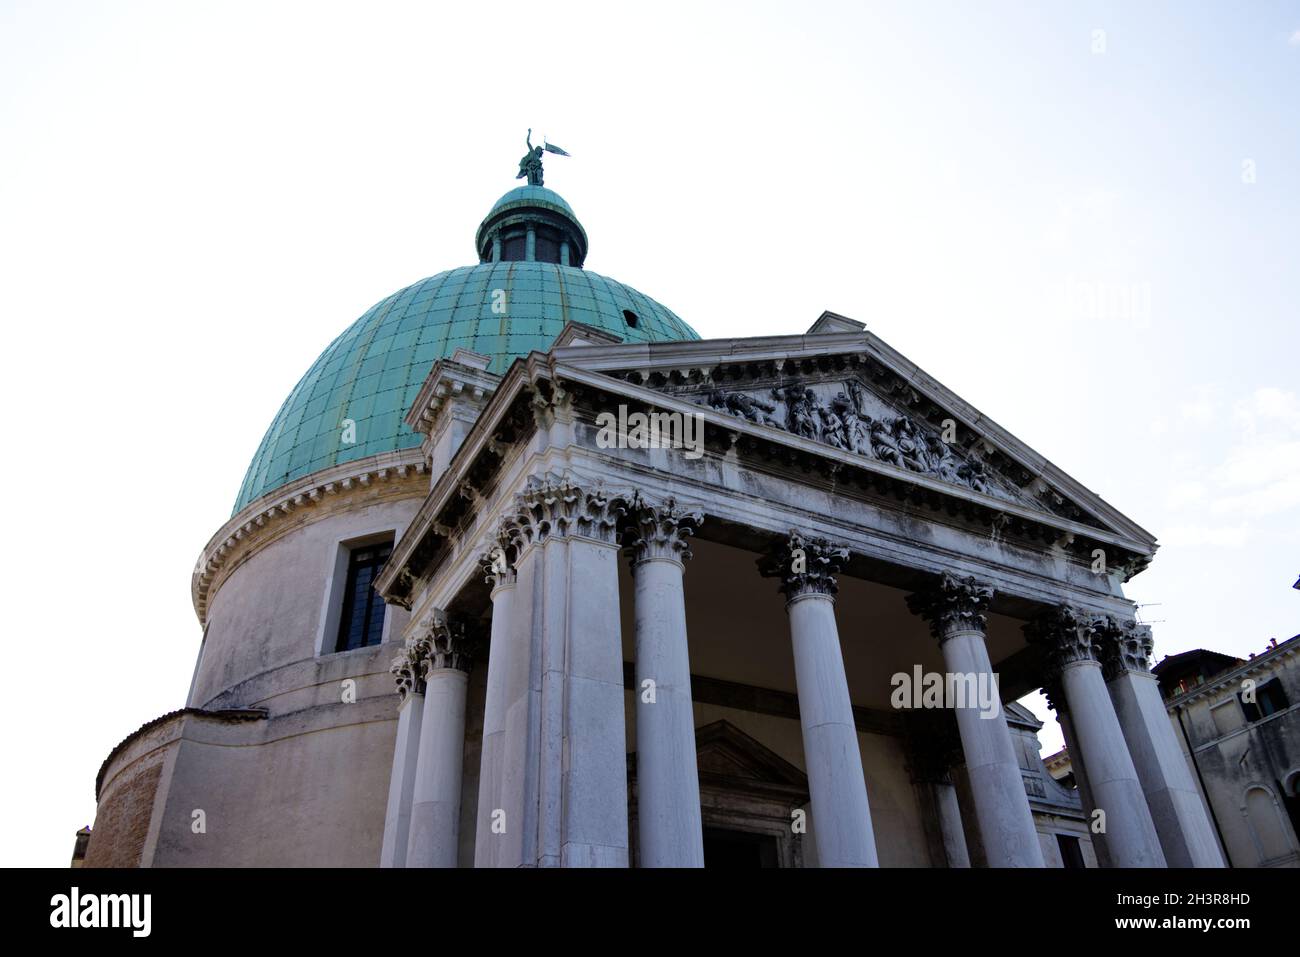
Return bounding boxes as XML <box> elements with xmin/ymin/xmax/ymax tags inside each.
<box><xmin>517</xmin><ymin>129</ymin><xmax>570</xmax><ymax>186</ymax></box>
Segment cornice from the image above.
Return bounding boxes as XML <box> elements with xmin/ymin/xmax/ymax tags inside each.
<box><xmin>191</xmin><ymin>449</ymin><xmax>429</xmax><ymax>625</ymax></box>
<box><xmin>95</xmin><ymin>707</ymin><xmax>268</xmax><ymax>801</ymax></box>
<box><xmin>404</xmin><ymin>350</ymin><xmax>501</xmax><ymax>437</ymax></box>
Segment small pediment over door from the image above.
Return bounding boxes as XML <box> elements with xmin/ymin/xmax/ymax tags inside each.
<box><xmin>627</xmin><ymin>719</ymin><xmax>811</xmax><ymax>868</ymax></box>
<box><xmin>693</xmin><ymin>720</ymin><xmax>809</xmax><ymax>797</ymax></box>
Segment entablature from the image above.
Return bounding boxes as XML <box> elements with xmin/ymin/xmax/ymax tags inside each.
<box><xmin>377</xmin><ymin>323</ymin><xmax>1157</xmax><ymax>614</ymax></box>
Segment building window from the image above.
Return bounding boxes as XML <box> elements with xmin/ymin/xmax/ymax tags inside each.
<box><xmin>623</xmin><ymin>309</ymin><xmax>639</xmax><ymax>329</ymax></box>
<box><xmin>1240</xmin><ymin>678</ymin><xmax>1290</xmax><ymax>722</ymax></box>
<box><xmin>334</xmin><ymin>541</ymin><xmax>392</xmax><ymax>652</ymax></box>
<box><xmin>1258</xmin><ymin>679</ymin><xmax>1290</xmax><ymax>716</ymax></box>
<box><xmin>534</xmin><ymin>228</ymin><xmax>561</xmax><ymax>263</ymax></box>
<box><xmin>1056</xmin><ymin>833</ymin><xmax>1085</xmax><ymax>869</ymax></box>
<box><xmin>501</xmin><ymin>234</ymin><xmax>526</xmax><ymax>261</ymax></box>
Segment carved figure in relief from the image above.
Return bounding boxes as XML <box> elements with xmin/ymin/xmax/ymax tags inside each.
<box><xmin>869</xmin><ymin>416</ymin><xmax>902</xmax><ymax>466</ymax></box>
<box><xmin>695</xmin><ymin>380</ymin><xmax>1001</xmax><ymax>499</ymax></box>
<box><xmin>926</xmin><ymin>435</ymin><xmax>962</xmax><ymax>482</ymax></box>
<box><xmin>728</xmin><ymin>391</ymin><xmax>779</xmax><ymax>427</ymax></box>
<box><xmin>819</xmin><ymin>403</ymin><xmax>846</xmax><ymax>449</ymax></box>
<box><xmin>892</xmin><ymin>417</ymin><xmax>929</xmax><ymax>472</ymax></box>
<box><xmin>957</xmin><ymin>457</ymin><xmax>989</xmax><ymax>493</ymax></box>
<box><xmin>833</xmin><ymin>392</ymin><xmax>873</xmax><ymax>456</ymax></box>
<box><xmin>706</xmin><ymin>390</ymin><xmax>779</xmax><ymax>427</ymax></box>
<box><xmin>782</xmin><ymin>386</ymin><xmax>821</xmax><ymax>441</ymax></box>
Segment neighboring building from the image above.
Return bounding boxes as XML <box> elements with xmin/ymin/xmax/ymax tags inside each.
<box><xmin>83</xmin><ymin>159</ymin><xmax>1224</xmax><ymax>868</ymax></box>
<box><xmin>1155</xmin><ymin>635</ymin><xmax>1300</xmax><ymax>867</ymax></box>
<box><xmin>1044</xmin><ymin>747</ymin><xmax>1075</xmax><ymax>787</ymax></box>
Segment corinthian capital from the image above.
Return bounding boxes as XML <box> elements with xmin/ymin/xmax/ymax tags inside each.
<box><xmin>408</xmin><ymin>609</ymin><xmax>477</xmax><ymax>675</ymax></box>
<box><xmin>905</xmin><ymin>572</ymin><xmax>994</xmax><ymax>642</ymax></box>
<box><xmin>622</xmin><ymin>497</ymin><xmax>704</xmax><ymax>566</ymax></box>
<box><xmin>757</xmin><ymin>530</ymin><xmax>850</xmax><ymax>601</ymax></box>
<box><xmin>1094</xmin><ymin>615</ymin><xmax>1154</xmax><ymax>680</ymax></box>
<box><xmin>503</xmin><ymin>474</ymin><xmax>628</xmax><ymax>547</ymax></box>
<box><xmin>391</xmin><ymin>631</ymin><xmax>433</xmax><ymax>701</ymax></box>
<box><xmin>479</xmin><ymin>525</ymin><xmax>518</xmax><ymax>589</ymax></box>
<box><xmin>1024</xmin><ymin>604</ymin><xmax>1099</xmax><ymax>681</ymax></box>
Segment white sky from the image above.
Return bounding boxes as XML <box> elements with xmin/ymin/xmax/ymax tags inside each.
<box><xmin>2</xmin><ymin>1</ymin><xmax>1297</xmax><ymax>865</ymax></box>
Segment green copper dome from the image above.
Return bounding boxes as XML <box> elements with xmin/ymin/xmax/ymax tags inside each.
<box><xmin>232</xmin><ymin>187</ymin><xmax>699</xmax><ymax>515</ymax></box>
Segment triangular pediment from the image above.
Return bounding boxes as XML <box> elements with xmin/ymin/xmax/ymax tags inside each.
<box><xmin>696</xmin><ymin>373</ymin><xmax>1043</xmax><ymax>509</ymax></box>
<box><xmin>549</xmin><ymin>321</ymin><xmax>1157</xmax><ymax>552</ymax></box>
<box><xmin>692</xmin><ymin>720</ymin><xmax>809</xmax><ymax>791</ymax></box>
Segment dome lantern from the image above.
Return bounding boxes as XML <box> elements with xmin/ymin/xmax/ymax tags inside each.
<box><xmin>475</xmin><ymin>184</ymin><xmax>589</xmax><ymax>267</ymax></box>
<box><xmin>230</xmin><ymin>166</ymin><xmax>697</xmax><ymax>516</ymax></box>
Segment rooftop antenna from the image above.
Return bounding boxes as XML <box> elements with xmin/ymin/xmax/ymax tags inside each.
<box><xmin>1135</xmin><ymin>603</ymin><xmax>1165</xmax><ymax>625</ymax></box>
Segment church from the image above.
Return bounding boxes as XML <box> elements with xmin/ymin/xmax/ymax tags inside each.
<box><xmin>83</xmin><ymin>150</ymin><xmax>1225</xmax><ymax>868</ymax></box>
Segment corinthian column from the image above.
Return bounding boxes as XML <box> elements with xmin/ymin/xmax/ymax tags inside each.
<box><xmin>624</xmin><ymin>497</ymin><xmax>705</xmax><ymax>868</ymax></box>
<box><xmin>1041</xmin><ymin>679</ymin><xmax>1112</xmax><ymax>867</ymax></box>
<box><xmin>1026</xmin><ymin>606</ymin><xmax>1165</xmax><ymax>867</ymax></box>
<box><xmin>760</xmin><ymin>531</ymin><xmax>877</xmax><ymax>867</ymax></box>
<box><xmin>504</xmin><ymin>474</ymin><xmax>630</xmax><ymax>867</ymax></box>
<box><xmin>379</xmin><ymin>639</ymin><xmax>427</xmax><ymax>867</ymax></box>
<box><xmin>905</xmin><ymin>713</ymin><xmax>970</xmax><ymax>868</ymax></box>
<box><xmin>1095</xmin><ymin>617</ymin><xmax>1224</xmax><ymax>867</ymax></box>
<box><xmin>406</xmin><ymin>611</ymin><xmax>474</xmax><ymax>868</ymax></box>
<box><xmin>907</xmin><ymin>573</ymin><xmax>1044</xmax><ymax>867</ymax></box>
<box><xmin>474</xmin><ymin>534</ymin><xmax>518</xmax><ymax>868</ymax></box>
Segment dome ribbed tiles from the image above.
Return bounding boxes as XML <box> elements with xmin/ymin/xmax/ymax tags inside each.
<box><xmin>232</xmin><ymin>261</ymin><xmax>699</xmax><ymax>515</ymax></box>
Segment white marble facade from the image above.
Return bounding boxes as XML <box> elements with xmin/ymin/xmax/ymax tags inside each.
<box><xmin>369</xmin><ymin>315</ymin><xmax>1224</xmax><ymax>868</ymax></box>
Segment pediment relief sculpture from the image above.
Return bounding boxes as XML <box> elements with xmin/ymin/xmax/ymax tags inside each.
<box><xmin>695</xmin><ymin>377</ymin><xmax>1026</xmax><ymax>504</ymax></box>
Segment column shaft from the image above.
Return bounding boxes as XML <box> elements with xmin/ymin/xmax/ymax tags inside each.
<box><xmin>539</xmin><ymin>534</ymin><xmax>629</xmax><ymax>866</ymax></box>
<box><xmin>908</xmin><ymin>573</ymin><xmax>1044</xmax><ymax>867</ymax></box>
<box><xmin>625</xmin><ymin>498</ymin><xmax>705</xmax><ymax>868</ymax></box>
<box><xmin>1058</xmin><ymin>659</ymin><xmax>1165</xmax><ymax>866</ymax></box>
<box><xmin>788</xmin><ymin>592</ymin><xmax>878</xmax><ymax>867</ymax></box>
<box><xmin>1097</xmin><ymin>618</ymin><xmax>1224</xmax><ymax>867</ymax></box>
<box><xmin>406</xmin><ymin>668</ymin><xmax>469</xmax><ymax>867</ymax></box>
<box><xmin>474</xmin><ymin>575</ymin><xmax>517</xmax><ymax>867</ymax></box>
<box><xmin>940</xmin><ymin>629</ymin><xmax>1045</xmax><ymax>867</ymax></box>
<box><xmin>934</xmin><ymin>780</ymin><xmax>972</xmax><ymax>868</ymax></box>
<box><xmin>632</xmin><ymin>557</ymin><xmax>705</xmax><ymax>866</ymax></box>
<box><xmin>1053</xmin><ymin>703</ymin><xmax>1112</xmax><ymax>867</ymax></box>
<box><xmin>379</xmin><ymin>690</ymin><xmax>424</xmax><ymax>867</ymax></box>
